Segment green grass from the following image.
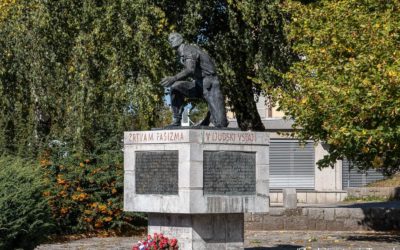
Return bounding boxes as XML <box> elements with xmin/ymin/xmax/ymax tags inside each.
<box><xmin>367</xmin><ymin>173</ymin><xmax>400</xmax><ymax>187</ymax></box>
<box><xmin>343</xmin><ymin>195</ymin><xmax>388</xmax><ymax>203</ymax></box>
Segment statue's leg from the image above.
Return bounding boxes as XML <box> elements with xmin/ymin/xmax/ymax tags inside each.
<box><xmin>203</xmin><ymin>76</ymin><xmax>228</xmax><ymax>127</ymax></box>
<box><xmin>194</xmin><ymin>111</ymin><xmax>211</xmax><ymax>126</ymax></box>
<box><xmin>169</xmin><ymin>81</ymin><xmax>197</xmax><ymax>126</ymax></box>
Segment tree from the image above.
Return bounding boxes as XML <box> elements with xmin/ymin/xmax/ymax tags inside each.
<box><xmin>0</xmin><ymin>0</ymin><xmax>294</xmax><ymax>158</ymax></box>
<box><xmin>156</xmin><ymin>0</ymin><xmax>294</xmax><ymax>131</ymax></box>
<box><xmin>0</xmin><ymin>0</ymin><xmax>172</xmax><ymax>157</ymax></box>
<box><xmin>276</xmin><ymin>0</ymin><xmax>400</xmax><ymax>174</ymax></box>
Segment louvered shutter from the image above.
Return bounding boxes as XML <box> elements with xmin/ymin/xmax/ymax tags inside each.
<box><xmin>270</xmin><ymin>139</ymin><xmax>315</xmax><ymax>190</ymax></box>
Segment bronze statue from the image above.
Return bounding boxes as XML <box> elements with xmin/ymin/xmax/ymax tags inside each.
<box><xmin>160</xmin><ymin>33</ymin><xmax>228</xmax><ymax>128</ymax></box>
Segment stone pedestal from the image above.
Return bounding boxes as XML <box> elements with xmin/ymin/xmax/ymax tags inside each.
<box><xmin>148</xmin><ymin>213</ymin><xmax>244</xmax><ymax>250</ymax></box>
<box><xmin>124</xmin><ymin>129</ymin><xmax>269</xmax><ymax>249</ymax></box>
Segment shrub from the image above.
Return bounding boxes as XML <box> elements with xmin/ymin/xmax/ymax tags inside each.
<box><xmin>0</xmin><ymin>156</ymin><xmax>55</xmax><ymax>250</ymax></box>
<box><xmin>41</xmin><ymin>151</ymin><xmax>145</xmax><ymax>234</ymax></box>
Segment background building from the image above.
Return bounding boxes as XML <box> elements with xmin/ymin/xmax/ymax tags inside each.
<box><xmin>228</xmin><ymin>96</ymin><xmax>385</xmax><ymax>203</ymax></box>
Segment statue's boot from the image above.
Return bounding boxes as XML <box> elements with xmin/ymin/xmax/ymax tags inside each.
<box><xmin>164</xmin><ymin>119</ymin><xmax>181</xmax><ymax>128</ymax></box>
<box><xmin>164</xmin><ymin>105</ymin><xmax>184</xmax><ymax>128</ymax></box>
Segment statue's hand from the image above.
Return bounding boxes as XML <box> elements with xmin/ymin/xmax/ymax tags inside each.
<box><xmin>160</xmin><ymin>76</ymin><xmax>176</xmax><ymax>87</ymax></box>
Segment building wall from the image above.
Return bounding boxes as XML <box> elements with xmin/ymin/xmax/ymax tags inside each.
<box><xmin>314</xmin><ymin>143</ymin><xmax>343</xmax><ymax>191</ymax></box>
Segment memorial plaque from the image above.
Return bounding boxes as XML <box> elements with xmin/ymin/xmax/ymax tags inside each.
<box><xmin>203</xmin><ymin>151</ymin><xmax>256</xmax><ymax>195</ymax></box>
<box><xmin>135</xmin><ymin>151</ymin><xmax>178</xmax><ymax>195</ymax></box>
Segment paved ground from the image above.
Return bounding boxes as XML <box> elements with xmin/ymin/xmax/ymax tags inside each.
<box><xmin>271</xmin><ymin>200</ymin><xmax>400</xmax><ymax>208</ymax></box>
<box><xmin>36</xmin><ymin>231</ymin><xmax>400</xmax><ymax>250</ymax></box>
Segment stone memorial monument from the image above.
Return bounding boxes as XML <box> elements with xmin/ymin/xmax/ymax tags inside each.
<box><xmin>124</xmin><ymin>33</ymin><xmax>270</xmax><ymax>249</ymax></box>
<box><xmin>124</xmin><ymin>129</ymin><xmax>269</xmax><ymax>249</ymax></box>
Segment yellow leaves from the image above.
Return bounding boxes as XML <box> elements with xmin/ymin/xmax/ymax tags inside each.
<box><xmin>72</xmin><ymin>192</ymin><xmax>88</xmax><ymax>201</ymax></box>
<box><xmin>387</xmin><ymin>70</ymin><xmax>397</xmax><ymax>78</ymax></box>
<box><xmin>372</xmin><ymin>156</ymin><xmax>383</xmax><ymax>168</ymax></box>
<box><xmin>57</xmin><ymin>175</ymin><xmax>67</xmax><ymax>185</ymax></box>
<box><xmin>59</xmin><ymin>190</ymin><xmax>67</xmax><ymax>197</ymax></box>
<box><xmin>83</xmin><ymin>217</ymin><xmax>93</xmax><ymax>223</ymax></box>
<box><xmin>362</xmin><ymin>78</ymin><xmax>370</xmax><ymax>86</ymax></box>
<box><xmin>103</xmin><ymin>217</ymin><xmax>113</xmax><ymax>222</ymax></box>
<box><xmin>0</xmin><ymin>0</ymin><xmax>16</xmax><ymax>22</ymax></box>
<box><xmin>60</xmin><ymin>207</ymin><xmax>69</xmax><ymax>215</ymax></box>
<box><xmin>94</xmin><ymin>220</ymin><xmax>103</xmax><ymax>228</ymax></box>
<box><xmin>90</xmin><ymin>202</ymin><xmax>98</xmax><ymax>209</ymax></box>
<box><xmin>98</xmin><ymin>204</ymin><xmax>108</xmax><ymax>213</ymax></box>
<box><xmin>40</xmin><ymin>159</ymin><xmax>51</xmax><ymax>167</ymax></box>
<box><xmin>68</xmin><ymin>66</ymin><xmax>75</xmax><ymax>73</ymax></box>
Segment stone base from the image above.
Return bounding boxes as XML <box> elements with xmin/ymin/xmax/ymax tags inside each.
<box><xmin>148</xmin><ymin>213</ymin><xmax>244</xmax><ymax>250</ymax></box>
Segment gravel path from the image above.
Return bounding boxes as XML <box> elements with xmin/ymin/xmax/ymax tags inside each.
<box><xmin>36</xmin><ymin>231</ymin><xmax>400</xmax><ymax>250</ymax></box>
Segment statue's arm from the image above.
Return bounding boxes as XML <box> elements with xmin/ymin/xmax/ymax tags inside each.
<box><xmin>172</xmin><ymin>56</ymin><xmax>196</xmax><ymax>81</ymax></box>
<box><xmin>159</xmin><ymin>53</ymin><xmax>197</xmax><ymax>87</ymax></box>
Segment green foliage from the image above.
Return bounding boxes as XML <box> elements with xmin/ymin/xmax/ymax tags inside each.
<box><xmin>0</xmin><ymin>0</ymin><xmax>172</xmax><ymax>158</ymax></box>
<box><xmin>41</xmin><ymin>151</ymin><xmax>146</xmax><ymax>234</ymax></box>
<box><xmin>277</xmin><ymin>0</ymin><xmax>400</xmax><ymax>173</ymax></box>
<box><xmin>0</xmin><ymin>156</ymin><xmax>55</xmax><ymax>250</ymax></box>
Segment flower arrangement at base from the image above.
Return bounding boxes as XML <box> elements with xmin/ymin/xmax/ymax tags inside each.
<box><xmin>133</xmin><ymin>233</ymin><xmax>179</xmax><ymax>250</ymax></box>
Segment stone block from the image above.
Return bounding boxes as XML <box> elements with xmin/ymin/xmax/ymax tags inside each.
<box><xmin>269</xmin><ymin>192</ymin><xmax>279</xmax><ymax>203</ymax></box>
<box><xmin>316</xmin><ymin>193</ymin><xmax>327</xmax><ymax>203</ymax></box>
<box><xmin>268</xmin><ymin>208</ymin><xmax>284</xmax><ymax>216</ymax></box>
<box><xmin>326</xmin><ymin>193</ymin><xmax>337</xmax><ymax>203</ymax></box>
<box><xmin>343</xmin><ymin>219</ymin><xmax>362</xmax><ymax>230</ymax></box>
<box><xmin>307</xmin><ymin>208</ymin><xmax>324</xmax><ymax>219</ymax></box>
<box><xmin>315</xmin><ymin>220</ymin><xmax>327</xmax><ymax>231</ymax></box>
<box><xmin>256</xmin><ymin>179</ymin><xmax>269</xmax><ymax>196</ymax></box>
<box><xmin>245</xmin><ymin>222</ymin><xmax>264</xmax><ymax>231</ymax></box>
<box><xmin>123</xmin><ymin>146</ymin><xmax>136</xmax><ymax>171</ymax></box>
<box><xmin>263</xmin><ymin>216</ymin><xmax>284</xmax><ymax>230</ymax></box>
<box><xmin>297</xmin><ymin>192</ymin><xmax>307</xmax><ymax>203</ymax></box>
<box><xmin>323</xmin><ymin>208</ymin><xmax>335</xmax><ymax>221</ymax></box>
<box><xmin>284</xmin><ymin>208</ymin><xmax>302</xmax><ymax>216</ymax></box>
<box><xmin>283</xmin><ymin>188</ymin><xmax>297</xmax><ymax>209</ymax></box>
<box><xmin>306</xmin><ymin>192</ymin><xmax>318</xmax><ymax>204</ymax></box>
<box><xmin>335</xmin><ymin>208</ymin><xmax>350</xmax><ymax>219</ymax></box>
<box><xmin>247</xmin><ymin>213</ymin><xmax>263</xmax><ymax>222</ymax></box>
<box><xmin>307</xmin><ymin>219</ymin><xmax>317</xmax><ymax>230</ymax></box>
<box><xmin>284</xmin><ymin>217</ymin><xmax>308</xmax><ymax>230</ymax></box>
<box><xmin>244</xmin><ymin>213</ymin><xmax>253</xmax><ymax>222</ymax></box>
<box><xmin>351</xmin><ymin>208</ymin><xmax>367</xmax><ymax>220</ymax></box>
<box><xmin>326</xmin><ymin>220</ymin><xmax>345</xmax><ymax>231</ymax></box>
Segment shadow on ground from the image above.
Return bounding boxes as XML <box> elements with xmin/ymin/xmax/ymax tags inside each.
<box><xmin>336</xmin><ymin>201</ymin><xmax>400</xmax><ymax>231</ymax></box>
<box><xmin>345</xmin><ymin>234</ymin><xmax>400</xmax><ymax>243</ymax></box>
<box><xmin>246</xmin><ymin>245</ymin><xmax>303</xmax><ymax>250</ymax></box>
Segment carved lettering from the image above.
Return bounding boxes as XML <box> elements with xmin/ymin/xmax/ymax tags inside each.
<box><xmin>204</xmin><ymin>131</ymin><xmax>256</xmax><ymax>144</ymax></box>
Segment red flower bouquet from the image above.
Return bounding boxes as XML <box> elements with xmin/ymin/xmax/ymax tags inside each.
<box><xmin>133</xmin><ymin>233</ymin><xmax>179</xmax><ymax>250</ymax></box>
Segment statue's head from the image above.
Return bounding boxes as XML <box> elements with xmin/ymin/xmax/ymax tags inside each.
<box><xmin>168</xmin><ymin>33</ymin><xmax>183</xmax><ymax>48</ymax></box>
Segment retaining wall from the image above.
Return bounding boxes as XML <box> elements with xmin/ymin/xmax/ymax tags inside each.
<box><xmin>346</xmin><ymin>187</ymin><xmax>400</xmax><ymax>199</ymax></box>
<box><xmin>245</xmin><ymin>207</ymin><xmax>400</xmax><ymax>231</ymax></box>
<box><xmin>270</xmin><ymin>191</ymin><xmax>348</xmax><ymax>204</ymax></box>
